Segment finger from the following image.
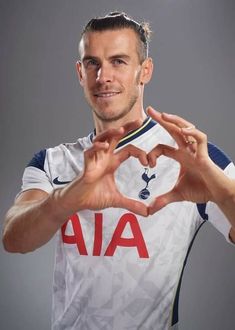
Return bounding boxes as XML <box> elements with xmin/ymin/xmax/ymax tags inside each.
<box><xmin>181</xmin><ymin>126</ymin><xmax>208</xmax><ymax>153</ymax></box>
<box><xmin>146</xmin><ymin>107</ymin><xmax>186</xmax><ymax>147</ymax></box>
<box><xmin>148</xmin><ymin>144</ymin><xmax>178</xmax><ymax>167</ymax></box>
<box><xmin>146</xmin><ymin>106</ymin><xmax>162</xmax><ymax>122</ymax></box>
<box><xmin>84</xmin><ymin>141</ymin><xmax>110</xmax><ymax>159</ymax></box>
<box><xmin>93</xmin><ymin>127</ymin><xmax>125</xmax><ymax>144</ymax></box>
<box><xmin>109</xmin><ymin>119</ymin><xmax>143</xmax><ymax>150</ymax></box>
<box><xmin>116</xmin><ymin>145</ymin><xmax>148</xmax><ymax>166</ymax></box>
<box><xmin>147</xmin><ymin>106</ymin><xmax>195</xmax><ymax>129</ymax></box>
<box><xmin>161</xmin><ymin>112</ymin><xmax>199</xmax><ymax>149</ymax></box>
<box><xmin>94</xmin><ymin>119</ymin><xmax>142</xmax><ymax>150</ymax></box>
<box><xmin>161</xmin><ymin>112</ymin><xmax>195</xmax><ymax>129</ymax></box>
<box><xmin>148</xmin><ymin>190</ymin><xmax>181</xmax><ymax>214</ymax></box>
<box><xmin>122</xmin><ymin>119</ymin><xmax>143</xmax><ymax>135</ymax></box>
<box><xmin>91</xmin><ymin>141</ymin><xmax>110</xmax><ymax>150</ymax></box>
<box><xmin>94</xmin><ymin>127</ymin><xmax>127</xmax><ymax>153</ymax></box>
<box><xmin>93</xmin><ymin>120</ymin><xmax>143</xmax><ymax>143</ymax></box>
<box><xmin>118</xmin><ymin>196</ymin><xmax>149</xmax><ymax>217</ymax></box>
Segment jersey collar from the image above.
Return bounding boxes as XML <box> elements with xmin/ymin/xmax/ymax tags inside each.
<box><xmin>89</xmin><ymin>117</ymin><xmax>157</xmax><ymax>148</ymax></box>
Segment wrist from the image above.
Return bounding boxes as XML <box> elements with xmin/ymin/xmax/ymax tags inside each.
<box><xmin>43</xmin><ymin>189</ymin><xmax>74</xmax><ymax>226</ymax></box>
<box><xmin>200</xmin><ymin>159</ymin><xmax>235</xmax><ymax>204</ymax></box>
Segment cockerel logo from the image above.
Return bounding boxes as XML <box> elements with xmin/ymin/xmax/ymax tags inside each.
<box><xmin>138</xmin><ymin>168</ymin><xmax>156</xmax><ymax>200</ymax></box>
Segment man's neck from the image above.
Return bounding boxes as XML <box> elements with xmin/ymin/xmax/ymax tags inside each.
<box><xmin>93</xmin><ymin>109</ymin><xmax>147</xmax><ymax>135</ymax></box>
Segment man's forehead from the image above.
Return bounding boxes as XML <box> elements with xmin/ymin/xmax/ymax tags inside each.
<box><xmin>79</xmin><ymin>29</ymin><xmax>138</xmax><ymax>58</ymax></box>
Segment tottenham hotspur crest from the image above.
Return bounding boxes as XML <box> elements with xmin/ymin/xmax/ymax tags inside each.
<box><xmin>139</xmin><ymin>168</ymin><xmax>156</xmax><ymax>200</ymax></box>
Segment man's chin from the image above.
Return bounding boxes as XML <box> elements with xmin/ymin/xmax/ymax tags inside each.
<box><xmin>93</xmin><ymin>108</ymin><xmax>130</xmax><ymax>123</ymax></box>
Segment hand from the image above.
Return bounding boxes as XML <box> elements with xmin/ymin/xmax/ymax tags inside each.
<box><xmin>146</xmin><ymin>106</ymin><xmax>231</xmax><ymax>214</ymax></box>
<box><xmin>57</xmin><ymin>120</ymin><xmax>149</xmax><ymax>217</ymax></box>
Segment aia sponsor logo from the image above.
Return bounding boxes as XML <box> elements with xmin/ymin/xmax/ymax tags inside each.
<box><xmin>61</xmin><ymin>213</ymin><xmax>149</xmax><ymax>258</ymax></box>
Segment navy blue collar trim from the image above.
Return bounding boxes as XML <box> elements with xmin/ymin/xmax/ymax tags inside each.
<box><xmin>89</xmin><ymin>117</ymin><xmax>157</xmax><ymax>148</ymax></box>
<box><xmin>116</xmin><ymin>117</ymin><xmax>156</xmax><ymax>148</ymax></box>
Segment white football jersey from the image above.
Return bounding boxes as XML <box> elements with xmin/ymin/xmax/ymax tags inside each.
<box><xmin>20</xmin><ymin>117</ymin><xmax>235</xmax><ymax>330</ymax></box>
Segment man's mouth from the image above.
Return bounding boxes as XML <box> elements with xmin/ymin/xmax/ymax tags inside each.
<box><xmin>94</xmin><ymin>91</ymin><xmax>121</xmax><ymax>98</ymax></box>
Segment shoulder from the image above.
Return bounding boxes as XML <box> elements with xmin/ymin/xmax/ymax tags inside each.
<box><xmin>27</xmin><ymin>149</ymin><xmax>47</xmax><ymax>171</ymax></box>
<box><xmin>26</xmin><ymin>134</ymin><xmax>93</xmax><ymax>171</ymax></box>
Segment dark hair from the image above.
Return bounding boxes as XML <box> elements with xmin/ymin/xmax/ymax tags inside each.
<box><xmin>80</xmin><ymin>12</ymin><xmax>151</xmax><ymax>62</ymax></box>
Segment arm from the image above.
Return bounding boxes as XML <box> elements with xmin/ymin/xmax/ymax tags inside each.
<box><xmin>2</xmin><ymin>189</ymin><xmax>68</xmax><ymax>253</ymax></box>
<box><xmin>2</xmin><ymin>121</ymin><xmax>148</xmax><ymax>253</ymax></box>
<box><xmin>200</xmin><ymin>162</ymin><xmax>235</xmax><ymax>242</ymax></box>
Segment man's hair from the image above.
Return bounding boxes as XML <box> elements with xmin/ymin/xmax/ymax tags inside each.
<box><xmin>80</xmin><ymin>12</ymin><xmax>151</xmax><ymax>63</ymax></box>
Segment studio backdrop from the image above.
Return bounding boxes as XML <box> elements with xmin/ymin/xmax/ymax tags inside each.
<box><xmin>1</xmin><ymin>1</ymin><xmax>235</xmax><ymax>329</ymax></box>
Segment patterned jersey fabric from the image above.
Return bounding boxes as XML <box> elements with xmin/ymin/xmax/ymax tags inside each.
<box><xmin>20</xmin><ymin>117</ymin><xmax>235</xmax><ymax>329</ymax></box>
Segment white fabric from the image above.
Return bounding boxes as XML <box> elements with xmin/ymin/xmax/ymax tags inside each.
<box><xmin>20</xmin><ymin>120</ymin><xmax>234</xmax><ymax>330</ymax></box>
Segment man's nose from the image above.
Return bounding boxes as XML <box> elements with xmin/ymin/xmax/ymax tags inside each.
<box><xmin>96</xmin><ymin>64</ymin><xmax>113</xmax><ymax>83</ymax></box>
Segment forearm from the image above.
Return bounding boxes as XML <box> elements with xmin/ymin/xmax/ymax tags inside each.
<box><xmin>2</xmin><ymin>189</ymin><xmax>71</xmax><ymax>253</ymax></box>
<box><xmin>216</xmin><ymin>197</ymin><xmax>235</xmax><ymax>231</ymax></box>
<box><xmin>201</xmin><ymin>159</ymin><xmax>235</xmax><ymax>229</ymax></box>
<box><xmin>216</xmin><ymin>195</ymin><xmax>235</xmax><ymax>242</ymax></box>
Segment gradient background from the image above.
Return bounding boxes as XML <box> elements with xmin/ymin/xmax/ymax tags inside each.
<box><xmin>1</xmin><ymin>0</ymin><xmax>235</xmax><ymax>329</ymax></box>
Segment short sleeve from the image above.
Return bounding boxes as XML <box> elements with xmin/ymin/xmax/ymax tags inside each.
<box><xmin>19</xmin><ymin>149</ymin><xmax>53</xmax><ymax>195</ymax></box>
<box><xmin>200</xmin><ymin>143</ymin><xmax>235</xmax><ymax>243</ymax></box>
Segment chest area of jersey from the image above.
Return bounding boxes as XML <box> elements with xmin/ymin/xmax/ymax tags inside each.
<box><xmin>115</xmin><ymin>155</ymin><xmax>179</xmax><ymax>203</ymax></box>
<box><xmin>51</xmin><ymin>151</ymin><xmax>180</xmax><ymax>204</ymax></box>
<box><xmin>61</xmin><ymin>201</ymin><xmax>197</xmax><ymax>263</ymax></box>
<box><xmin>57</xmin><ymin>149</ymin><xmax>191</xmax><ymax>260</ymax></box>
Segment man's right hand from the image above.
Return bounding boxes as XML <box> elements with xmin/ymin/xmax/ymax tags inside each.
<box><xmin>2</xmin><ymin>120</ymin><xmax>148</xmax><ymax>253</ymax></box>
<box><xmin>55</xmin><ymin>120</ymin><xmax>149</xmax><ymax>218</ymax></box>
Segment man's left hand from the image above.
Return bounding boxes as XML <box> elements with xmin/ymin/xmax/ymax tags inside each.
<box><xmin>146</xmin><ymin>106</ymin><xmax>235</xmax><ymax>216</ymax></box>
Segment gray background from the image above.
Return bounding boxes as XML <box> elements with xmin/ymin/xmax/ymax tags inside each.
<box><xmin>0</xmin><ymin>0</ymin><xmax>235</xmax><ymax>329</ymax></box>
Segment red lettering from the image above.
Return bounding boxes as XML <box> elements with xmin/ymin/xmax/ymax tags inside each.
<box><xmin>61</xmin><ymin>213</ymin><xmax>149</xmax><ymax>258</ymax></box>
<box><xmin>104</xmin><ymin>213</ymin><xmax>149</xmax><ymax>258</ymax></box>
<box><xmin>92</xmin><ymin>213</ymin><xmax>103</xmax><ymax>256</ymax></box>
<box><xmin>61</xmin><ymin>214</ymin><xmax>88</xmax><ymax>255</ymax></box>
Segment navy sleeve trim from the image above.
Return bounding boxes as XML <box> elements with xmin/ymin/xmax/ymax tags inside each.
<box><xmin>208</xmin><ymin>142</ymin><xmax>231</xmax><ymax>170</ymax></box>
<box><xmin>196</xmin><ymin>143</ymin><xmax>231</xmax><ymax>220</ymax></box>
<box><xmin>196</xmin><ymin>203</ymin><xmax>209</xmax><ymax>220</ymax></box>
<box><xmin>27</xmin><ymin>149</ymin><xmax>47</xmax><ymax>172</ymax></box>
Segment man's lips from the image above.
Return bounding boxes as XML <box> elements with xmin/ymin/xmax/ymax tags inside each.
<box><xmin>94</xmin><ymin>91</ymin><xmax>121</xmax><ymax>98</ymax></box>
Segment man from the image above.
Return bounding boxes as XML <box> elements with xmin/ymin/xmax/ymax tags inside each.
<box><xmin>2</xmin><ymin>12</ymin><xmax>235</xmax><ymax>330</ymax></box>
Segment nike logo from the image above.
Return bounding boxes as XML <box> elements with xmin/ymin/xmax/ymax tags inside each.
<box><xmin>53</xmin><ymin>177</ymin><xmax>71</xmax><ymax>185</ymax></box>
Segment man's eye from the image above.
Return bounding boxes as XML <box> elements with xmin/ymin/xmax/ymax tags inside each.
<box><xmin>85</xmin><ymin>60</ymin><xmax>99</xmax><ymax>68</ymax></box>
<box><xmin>112</xmin><ymin>59</ymin><xmax>125</xmax><ymax>65</ymax></box>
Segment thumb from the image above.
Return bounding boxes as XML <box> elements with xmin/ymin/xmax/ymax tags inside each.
<box><xmin>148</xmin><ymin>189</ymin><xmax>182</xmax><ymax>215</ymax></box>
<box><xmin>118</xmin><ymin>195</ymin><xmax>149</xmax><ymax>217</ymax></box>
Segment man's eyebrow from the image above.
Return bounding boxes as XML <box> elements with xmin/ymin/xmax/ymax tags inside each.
<box><xmin>109</xmin><ymin>54</ymin><xmax>130</xmax><ymax>61</ymax></box>
<box><xmin>82</xmin><ymin>55</ymin><xmax>99</xmax><ymax>63</ymax></box>
<box><xmin>81</xmin><ymin>54</ymin><xmax>131</xmax><ymax>63</ymax></box>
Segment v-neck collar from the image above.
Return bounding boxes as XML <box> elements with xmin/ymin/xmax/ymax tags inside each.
<box><xmin>89</xmin><ymin>117</ymin><xmax>157</xmax><ymax>148</ymax></box>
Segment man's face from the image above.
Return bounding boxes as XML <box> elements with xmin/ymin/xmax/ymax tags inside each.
<box><xmin>77</xmin><ymin>29</ymin><xmax>151</xmax><ymax>123</ymax></box>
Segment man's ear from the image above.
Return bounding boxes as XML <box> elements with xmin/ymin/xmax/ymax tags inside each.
<box><xmin>140</xmin><ymin>57</ymin><xmax>154</xmax><ymax>85</ymax></box>
<box><xmin>76</xmin><ymin>61</ymin><xmax>84</xmax><ymax>86</ymax></box>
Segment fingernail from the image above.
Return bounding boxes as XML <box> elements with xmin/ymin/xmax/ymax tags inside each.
<box><xmin>182</xmin><ymin>125</ymin><xmax>194</xmax><ymax>131</ymax></box>
<box><xmin>162</xmin><ymin>112</ymin><xmax>173</xmax><ymax>117</ymax></box>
